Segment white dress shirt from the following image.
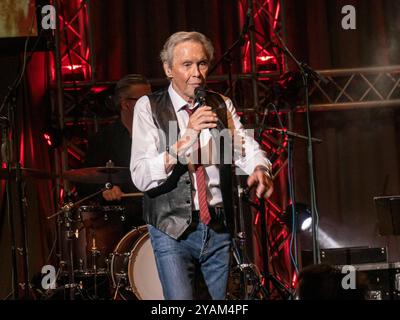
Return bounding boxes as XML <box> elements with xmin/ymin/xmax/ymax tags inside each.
<box><xmin>130</xmin><ymin>84</ymin><xmax>271</xmax><ymax>210</ymax></box>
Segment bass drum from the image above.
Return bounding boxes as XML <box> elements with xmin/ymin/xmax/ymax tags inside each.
<box><xmin>110</xmin><ymin>225</ymin><xmax>164</xmax><ymax>300</ymax></box>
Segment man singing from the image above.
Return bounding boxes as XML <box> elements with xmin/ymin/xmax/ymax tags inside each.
<box><xmin>130</xmin><ymin>31</ymin><xmax>273</xmax><ymax>300</ymax></box>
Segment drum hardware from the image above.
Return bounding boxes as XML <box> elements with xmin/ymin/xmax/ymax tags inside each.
<box><xmin>234</xmin><ymin>185</ymin><xmax>293</xmax><ymax>300</ymax></box>
<box><xmin>77</xmin><ymin>259</ymin><xmax>85</xmax><ymax>273</ymax></box>
<box><xmin>229</xmin><ymin>184</ymin><xmax>267</xmax><ymax>300</ymax></box>
<box><xmin>47</xmin><ymin>182</ymin><xmax>113</xmax><ymax>300</ymax></box>
<box><xmin>110</xmin><ymin>252</ymin><xmax>130</xmax><ymax>300</ymax></box>
<box><xmin>104</xmin><ymin>254</ymin><xmax>112</xmax><ymax>274</ymax></box>
<box><xmin>78</xmin><ymin>205</ymin><xmax>129</xmax><ymax>272</ymax></box>
<box><xmin>90</xmin><ymin>237</ymin><xmax>100</xmax><ymax>299</ymax></box>
<box><xmin>112</xmin><ymin>271</ymin><xmax>132</xmax><ymax>300</ymax></box>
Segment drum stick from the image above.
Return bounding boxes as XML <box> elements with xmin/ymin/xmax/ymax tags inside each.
<box><xmin>121</xmin><ymin>192</ymin><xmax>144</xmax><ymax>198</ymax></box>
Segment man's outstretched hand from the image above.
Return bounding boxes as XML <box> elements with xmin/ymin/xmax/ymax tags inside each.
<box><xmin>247</xmin><ymin>166</ymin><xmax>274</xmax><ymax>199</ymax></box>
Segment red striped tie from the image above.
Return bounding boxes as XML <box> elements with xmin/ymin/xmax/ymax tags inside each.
<box><xmin>184</xmin><ymin>106</ymin><xmax>211</xmax><ymax>225</ymax></box>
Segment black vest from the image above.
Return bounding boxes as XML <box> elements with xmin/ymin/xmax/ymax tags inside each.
<box><xmin>143</xmin><ymin>88</ymin><xmax>234</xmax><ymax>239</ymax></box>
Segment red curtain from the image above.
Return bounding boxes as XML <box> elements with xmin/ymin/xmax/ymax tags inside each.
<box><xmin>0</xmin><ymin>52</ymin><xmax>56</xmax><ymax>298</ymax></box>
<box><xmin>90</xmin><ymin>0</ymin><xmax>241</xmax><ymax>80</ymax></box>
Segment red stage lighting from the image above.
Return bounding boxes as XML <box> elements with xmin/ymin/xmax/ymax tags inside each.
<box><xmin>61</xmin><ymin>64</ymin><xmax>86</xmax><ymax>81</ymax></box>
<box><xmin>43</xmin><ymin>127</ymin><xmax>63</xmax><ymax>149</ymax></box>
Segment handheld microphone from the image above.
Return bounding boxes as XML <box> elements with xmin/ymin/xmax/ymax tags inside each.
<box><xmin>194</xmin><ymin>86</ymin><xmax>207</xmax><ymax>106</ymax></box>
<box><xmin>194</xmin><ymin>86</ymin><xmax>226</xmax><ymax>130</ymax></box>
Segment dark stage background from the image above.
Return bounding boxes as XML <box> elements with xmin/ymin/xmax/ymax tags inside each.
<box><xmin>0</xmin><ymin>0</ymin><xmax>400</xmax><ymax>299</ymax></box>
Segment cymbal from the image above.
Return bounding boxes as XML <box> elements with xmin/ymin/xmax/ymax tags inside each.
<box><xmin>63</xmin><ymin>166</ymin><xmax>131</xmax><ymax>184</ymax></box>
<box><xmin>0</xmin><ymin>167</ymin><xmax>58</xmax><ymax>180</ymax></box>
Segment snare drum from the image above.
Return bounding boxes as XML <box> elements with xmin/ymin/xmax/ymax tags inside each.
<box><xmin>110</xmin><ymin>226</ymin><xmax>164</xmax><ymax>300</ymax></box>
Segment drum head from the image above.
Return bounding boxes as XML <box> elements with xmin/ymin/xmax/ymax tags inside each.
<box><xmin>111</xmin><ymin>226</ymin><xmax>164</xmax><ymax>300</ymax></box>
<box><xmin>128</xmin><ymin>232</ymin><xmax>164</xmax><ymax>300</ymax></box>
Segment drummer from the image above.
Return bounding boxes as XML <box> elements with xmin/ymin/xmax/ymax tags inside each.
<box><xmin>77</xmin><ymin>74</ymin><xmax>151</xmax><ymax>228</ymax></box>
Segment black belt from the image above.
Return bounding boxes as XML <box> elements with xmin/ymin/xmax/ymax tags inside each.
<box><xmin>180</xmin><ymin>207</ymin><xmax>228</xmax><ymax>238</ymax></box>
<box><xmin>192</xmin><ymin>206</ymin><xmax>226</xmax><ymax>227</ymax></box>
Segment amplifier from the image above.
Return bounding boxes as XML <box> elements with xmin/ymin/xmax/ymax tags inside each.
<box><xmin>302</xmin><ymin>246</ymin><xmax>388</xmax><ymax>267</ymax></box>
<box><xmin>353</xmin><ymin>262</ymin><xmax>400</xmax><ymax>300</ymax></box>
<box><xmin>301</xmin><ymin>248</ymin><xmax>399</xmax><ymax>300</ymax></box>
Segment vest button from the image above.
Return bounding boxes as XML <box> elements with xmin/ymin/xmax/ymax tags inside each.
<box><xmin>185</xmin><ymin>180</ymin><xmax>190</xmax><ymax>184</ymax></box>
<box><xmin>186</xmin><ymin>200</ymin><xmax>191</xmax><ymax>204</ymax></box>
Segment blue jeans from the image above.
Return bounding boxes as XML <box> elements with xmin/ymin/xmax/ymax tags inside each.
<box><xmin>148</xmin><ymin>222</ymin><xmax>231</xmax><ymax>300</ymax></box>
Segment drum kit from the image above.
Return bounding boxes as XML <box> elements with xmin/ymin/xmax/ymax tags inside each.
<box><xmin>2</xmin><ymin>163</ymin><xmax>272</xmax><ymax>300</ymax></box>
<box><xmin>45</xmin><ymin>162</ymin><xmax>164</xmax><ymax>300</ymax></box>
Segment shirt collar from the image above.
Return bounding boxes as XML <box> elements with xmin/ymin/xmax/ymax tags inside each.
<box><xmin>168</xmin><ymin>83</ymin><xmax>198</xmax><ymax>112</ymax></box>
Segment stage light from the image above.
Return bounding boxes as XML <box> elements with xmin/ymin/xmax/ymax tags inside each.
<box><xmin>62</xmin><ymin>64</ymin><xmax>83</xmax><ymax>71</ymax></box>
<box><xmin>256</xmin><ymin>53</ymin><xmax>278</xmax><ymax>72</ymax></box>
<box><xmin>281</xmin><ymin>203</ymin><xmax>312</xmax><ymax>232</ymax></box>
<box><xmin>61</xmin><ymin>64</ymin><xmax>86</xmax><ymax>81</ymax></box>
<box><xmin>300</xmin><ymin>215</ymin><xmax>312</xmax><ymax>231</ymax></box>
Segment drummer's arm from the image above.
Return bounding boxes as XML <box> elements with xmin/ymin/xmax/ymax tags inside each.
<box><xmin>102</xmin><ymin>185</ymin><xmax>124</xmax><ymax>201</ymax></box>
<box><xmin>130</xmin><ymin>96</ymin><xmax>171</xmax><ymax>192</ymax></box>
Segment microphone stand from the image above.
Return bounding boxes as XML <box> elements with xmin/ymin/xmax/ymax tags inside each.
<box><xmin>0</xmin><ymin>30</ymin><xmax>46</xmax><ymax>298</ymax></box>
<box><xmin>207</xmin><ymin>8</ymin><xmax>286</xmax><ymax>299</ymax></box>
<box><xmin>1</xmin><ymin>88</ymin><xmax>31</xmax><ymax>299</ymax></box>
<box><xmin>241</xmin><ymin>190</ymin><xmax>293</xmax><ymax>299</ymax></box>
<box><xmin>208</xmin><ymin>8</ymin><xmax>251</xmax><ymax>90</ymax></box>
<box><xmin>229</xmin><ymin>183</ymin><xmax>269</xmax><ymax>300</ymax></box>
<box><xmin>270</xmin><ymin>31</ymin><xmax>326</xmax><ymax>265</ymax></box>
<box><xmin>1</xmin><ymin>116</ymin><xmax>19</xmax><ymax>300</ymax></box>
<box><xmin>262</xmin><ymin>126</ymin><xmax>323</xmax><ymax>144</ymax></box>
<box><xmin>262</xmin><ymin>123</ymin><xmax>322</xmax><ymax>271</ymax></box>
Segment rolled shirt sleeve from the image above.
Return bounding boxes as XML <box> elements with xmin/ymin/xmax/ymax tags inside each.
<box><xmin>224</xmin><ymin>97</ymin><xmax>272</xmax><ymax>176</ymax></box>
<box><xmin>130</xmin><ymin>96</ymin><xmax>169</xmax><ymax>191</ymax></box>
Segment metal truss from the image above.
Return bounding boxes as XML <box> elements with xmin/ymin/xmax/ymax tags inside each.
<box><xmin>304</xmin><ymin>65</ymin><xmax>400</xmax><ymax>111</ymax></box>
<box><xmin>239</xmin><ymin>0</ymin><xmax>287</xmax><ymax>75</ymax></box>
<box><xmin>55</xmin><ymin>0</ymin><xmax>94</xmax><ymax>85</ymax></box>
<box><xmin>49</xmin><ymin>0</ymin><xmax>96</xmax><ymax>196</ymax></box>
<box><xmin>236</xmin><ymin>0</ymin><xmax>295</xmax><ymax>295</ymax></box>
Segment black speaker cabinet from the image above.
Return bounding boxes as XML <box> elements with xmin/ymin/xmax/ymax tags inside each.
<box><xmin>302</xmin><ymin>246</ymin><xmax>388</xmax><ymax>267</ymax></box>
<box><xmin>354</xmin><ymin>262</ymin><xmax>400</xmax><ymax>300</ymax></box>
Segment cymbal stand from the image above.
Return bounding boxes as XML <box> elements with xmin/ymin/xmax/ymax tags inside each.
<box><xmin>1</xmin><ymin>117</ymin><xmax>19</xmax><ymax>299</ymax></box>
<box><xmin>64</xmin><ymin>205</ymin><xmax>77</xmax><ymax>300</ymax></box>
<box><xmin>47</xmin><ymin>182</ymin><xmax>112</xmax><ymax>300</ymax></box>
<box><xmin>90</xmin><ymin>237</ymin><xmax>100</xmax><ymax>299</ymax></box>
